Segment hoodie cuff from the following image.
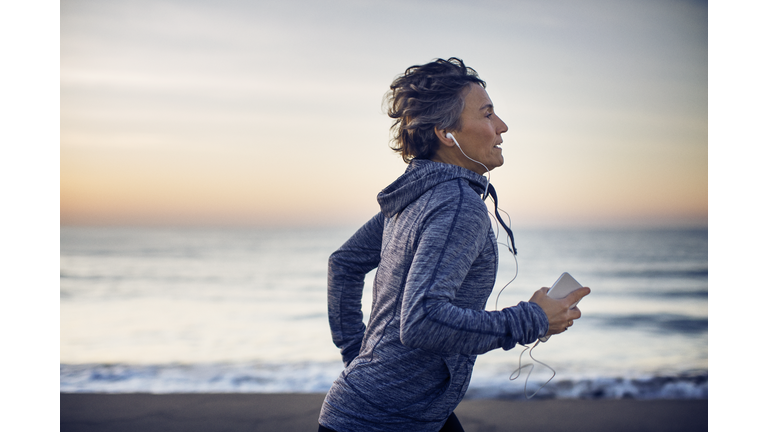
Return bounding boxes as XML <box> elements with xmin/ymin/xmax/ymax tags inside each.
<box><xmin>526</xmin><ymin>301</ymin><xmax>550</xmax><ymax>339</ymax></box>
<box><xmin>500</xmin><ymin>301</ymin><xmax>549</xmax><ymax>350</ymax></box>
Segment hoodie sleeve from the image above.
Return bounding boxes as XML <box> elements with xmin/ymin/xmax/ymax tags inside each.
<box><xmin>327</xmin><ymin>213</ymin><xmax>384</xmax><ymax>366</ymax></box>
<box><xmin>399</xmin><ymin>182</ymin><xmax>548</xmax><ymax>355</ymax></box>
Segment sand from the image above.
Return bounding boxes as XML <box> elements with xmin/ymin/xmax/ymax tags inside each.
<box><xmin>60</xmin><ymin>393</ymin><xmax>707</xmax><ymax>432</ymax></box>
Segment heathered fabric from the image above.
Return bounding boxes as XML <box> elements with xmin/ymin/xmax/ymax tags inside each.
<box><xmin>319</xmin><ymin>159</ymin><xmax>549</xmax><ymax>432</ymax></box>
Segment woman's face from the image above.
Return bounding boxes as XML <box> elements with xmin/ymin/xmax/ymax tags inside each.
<box><xmin>449</xmin><ymin>83</ymin><xmax>508</xmax><ymax>175</ymax></box>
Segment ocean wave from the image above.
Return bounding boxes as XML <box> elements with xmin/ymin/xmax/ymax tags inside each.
<box><xmin>60</xmin><ymin>363</ymin><xmax>707</xmax><ymax>399</ymax></box>
<box><xmin>650</xmin><ymin>290</ymin><xmax>708</xmax><ymax>298</ymax></box>
<box><xmin>587</xmin><ymin>313</ymin><xmax>708</xmax><ymax>334</ymax></box>
<box><xmin>594</xmin><ymin>269</ymin><xmax>708</xmax><ymax>281</ymax></box>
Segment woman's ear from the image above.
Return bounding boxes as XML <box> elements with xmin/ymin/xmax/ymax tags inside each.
<box><xmin>434</xmin><ymin>126</ymin><xmax>456</xmax><ymax>147</ymax></box>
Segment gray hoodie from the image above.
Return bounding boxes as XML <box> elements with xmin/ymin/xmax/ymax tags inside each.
<box><xmin>319</xmin><ymin>159</ymin><xmax>548</xmax><ymax>432</ymax></box>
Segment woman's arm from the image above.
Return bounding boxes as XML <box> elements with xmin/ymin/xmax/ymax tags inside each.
<box><xmin>327</xmin><ymin>213</ymin><xmax>384</xmax><ymax>366</ymax></box>
<box><xmin>399</xmin><ymin>187</ymin><xmax>548</xmax><ymax>355</ymax></box>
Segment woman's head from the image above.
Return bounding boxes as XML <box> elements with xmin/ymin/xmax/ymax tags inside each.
<box><xmin>386</xmin><ymin>57</ymin><xmax>486</xmax><ymax>162</ymax></box>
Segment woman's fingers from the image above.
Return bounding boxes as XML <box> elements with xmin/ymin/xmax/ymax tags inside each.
<box><xmin>565</xmin><ymin>287</ymin><xmax>591</xmax><ymax>309</ymax></box>
<box><xmin>568</xmin><ymin>306</ymin><xmax>582</xmax><ymax>321</ymax></box>
<box><xmin>530</xmin><ymin>286</ymin><xmax>591</xmax><ymax>336</ymax></box>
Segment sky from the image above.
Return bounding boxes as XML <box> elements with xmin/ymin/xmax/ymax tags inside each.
<box><xmin>59</xmin><ymin>0</ymin><xmax>708</xmax><ymax>228</ymax></box>
<box><xmin>59</xmin><ymin>0</ymin><xmax>709</xmax><ymax>228</ymax></box>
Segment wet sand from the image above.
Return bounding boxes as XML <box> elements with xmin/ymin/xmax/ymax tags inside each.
<box><xmin>60</xmin><ymin>393</ymin><xmax>706</xmax><ymax>431</ymax></box>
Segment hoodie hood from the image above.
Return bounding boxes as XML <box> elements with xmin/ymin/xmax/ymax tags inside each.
<box><xmin>377</xmin><ymin>159</ymin><xmax>488</xmax><ymax>218</ymax></box>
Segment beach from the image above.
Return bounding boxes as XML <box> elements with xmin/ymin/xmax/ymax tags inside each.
<box><xmin>60</xmin><ymin>393</ymin><xmax>707</xmax><ymax>432</ymax></box>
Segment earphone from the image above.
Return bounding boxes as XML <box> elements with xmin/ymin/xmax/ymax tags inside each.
<box><xmin>445</xmin><ymin>132</ymin><xmax>490</xmax><ymax>198</ymax></box>
<box><xmin>446</xmin><ymin>132</ymin><xmax>489</xmax><ymax>174</ymax></box>
<box><xmin>445</xmin><ymin>133</ymin><xmax>551</xmax><ymax>397</ymax></box>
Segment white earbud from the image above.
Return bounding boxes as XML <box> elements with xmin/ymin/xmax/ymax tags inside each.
<box><xmin>443</xmin><ymin>131</ymin><xmax>490</xmax><ymax>198</ymax></box>
<box><xmin>446</xmin><ymin>132</ymin><xmax>458</xmax><ymax>146</ymax></box>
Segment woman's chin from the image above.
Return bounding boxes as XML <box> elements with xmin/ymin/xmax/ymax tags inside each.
<box><xmin>489</xmin><ymin>156</ymin><xmax>504</xmax><ymax>171</ymax></box>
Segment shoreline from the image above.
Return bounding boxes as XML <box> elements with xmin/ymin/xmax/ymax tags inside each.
<box><xmin>61</xmin><ymin>393</ymin><xmax>707</xmax><ymax>432</ymax></box>
<box><xmin>59</xmin><ymin>363</ymin><xmax>708</xmax><ymax>399</ymax></box>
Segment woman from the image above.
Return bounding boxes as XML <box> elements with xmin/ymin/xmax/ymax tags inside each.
<box><xmin>318</xmin><ymin>58</ymin><xmax>589</xmax><ymax>432</ymax></box>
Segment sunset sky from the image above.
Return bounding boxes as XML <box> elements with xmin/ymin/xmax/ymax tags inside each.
<box><xmin>60</xmin><ymin>0</ymin><xmax>708</xmax><ymax>228</ymax></box>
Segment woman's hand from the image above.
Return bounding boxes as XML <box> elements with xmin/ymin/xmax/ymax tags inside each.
<box><xmin>529</xmin><ymin>286</ymin><xmax>591</xmax><ymax>336</ymax></box>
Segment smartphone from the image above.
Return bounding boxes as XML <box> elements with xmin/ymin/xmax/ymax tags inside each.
<box><xmin>547</xmin><ymin>272</ymin><xmax>584</xmax><ymax>309</ymax></box>
<box><xmin>539</xmin><ymin>272</ymin><xmax>584</xmax><ymax>343</ymax></box>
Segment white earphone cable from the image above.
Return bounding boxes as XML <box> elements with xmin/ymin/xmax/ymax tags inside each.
<box><xmin>448</xmin><ymin>132</ymin><xmax>555</xmax><ymax>398</ymax></box>
<box><xmin>508</xmin><ymin>340</ymin><xmax>557</xmax><ymax>399</ymax></box>
<box><xmin>446</xmin><ymin>133</ymin><xmax>490</xmax><ymax>198</ymax></box>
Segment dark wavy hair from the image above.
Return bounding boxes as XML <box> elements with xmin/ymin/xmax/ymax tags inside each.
<box><xmin>385</xmin><ymin>57</ymin><xmax>486</xmax><ymax>162</ymax></box>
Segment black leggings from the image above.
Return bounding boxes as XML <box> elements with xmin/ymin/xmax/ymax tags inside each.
<box><xmin>440</xmin><ymin>412</ymin><xmax>465</xmax><ymax>431</ymax></box>
<box><xmin>318</xmin><ymin>412</ymin><xmax>464</xmax><ymax>432</ymax></box>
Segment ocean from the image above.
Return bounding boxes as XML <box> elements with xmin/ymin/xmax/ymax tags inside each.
<box><xmin>60</xmin><ymin>225</ymin><xmax>707</xmax><ymax>399</ymax></box>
